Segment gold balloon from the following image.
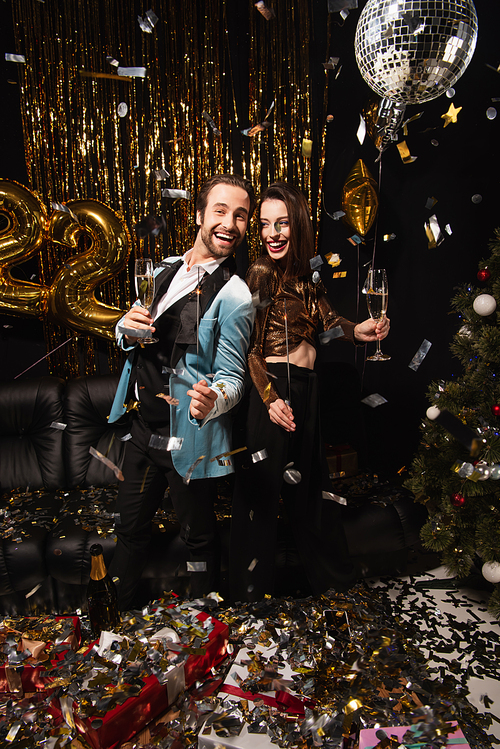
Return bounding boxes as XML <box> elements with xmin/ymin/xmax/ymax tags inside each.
<box><xmin>47</xmin><ymin>200</ymin><xmax>131</xmax><ymax>340</ymax></box>
<box><xmin>0</xmin><ymin>179</ymin><xmax>49</xmax><ymax>317</ymax></box>
<box><xmin>341</xmin><ymin>159</ymin><xmax>379</xmax><ymax>237</ymax></box>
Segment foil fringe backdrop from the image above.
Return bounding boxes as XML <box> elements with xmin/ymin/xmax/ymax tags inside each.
<box><xmin>11</xmin><ymin>0</ymin><xmax>329</xmax><ymax>378</ymax></box>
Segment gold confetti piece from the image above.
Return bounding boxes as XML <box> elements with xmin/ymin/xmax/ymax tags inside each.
<box><xmin>89</xmin><ymin>446</ymin><xmax>124</xmax><ymax>481</ymax></box>
<box><xmin>332</xmin><ymin>271</ymin><xmax>347</xmax><ymax>278</ymax></box>
<box><xmin>396</xmin><ymin>140</ymin><xmax>417</xmax><ymax>164</ymax></box>
<box><xmin>383</xmin><ymin>233</ymin><xmax>396</xmax><ymax>242</ymax></box>
<box><xmin>140</xmin><ymin>466</ymin><xmax>150</xmax><ymax>493</ymax></box>
<box><xmin>325</xmin><ymin>252</ymin><xmax>341</xmax><ymax>268</ymax></box>
<box><xmin>248</xmin><ymin>558</ymin><xmax>258</xmax><ymax>571</ymax></box>
<box><xmin>156</xmin><ymin>393</ymin><xmax>180</xmax><ymax>405</ymax></box>
<box><xmin>210</xmin><ymin>446</ymin><xmax>247</xmax><ymax>462</ymax></box>
<box><xmin>263</xmin><ymin>382</ymin><xmax>272</xmax><ymax>401</ymax></box>
<box><xmin>80</xmin><ymin>70</ymin><xmax>134</xmax><ymax>82</ymax></box>
<box><xmin>302</xmin><ymin>138</ymin><xmax>313</xmax><ymax>158</ymax></box>
<box><xmin>441</xmin><ymin>102</ymin><xmax>462</xmax><ymax>127</ymax></box>
<box><xmin>402</xmin><ymin>110</ymin><xmax>423</xmax><ymax>136</ymax></box>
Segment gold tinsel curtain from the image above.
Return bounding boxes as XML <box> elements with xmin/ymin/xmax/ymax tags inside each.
<box><xmin>11</xmin><ymin>0</ymin><xmax>330</xmax><ymax>377</ymax></box>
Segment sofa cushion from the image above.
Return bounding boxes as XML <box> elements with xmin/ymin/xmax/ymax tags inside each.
<box><xmin>64</xmin><ymin>375</ymin><xmax>128</xmax><ymax>488</ymax></box>
<box><xmin>0</xmin><ymin>376</ymin><xmax>66</xmax><ymax>491</ymax></box>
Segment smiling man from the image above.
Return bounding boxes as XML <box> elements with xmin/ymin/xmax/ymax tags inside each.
<box><xmin>108</xmin><ymin>174</ymin><xmax>256</xmax><ymax>609</ymax></box>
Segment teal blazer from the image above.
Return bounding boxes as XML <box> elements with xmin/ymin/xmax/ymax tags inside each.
<box><xmin>109</xmin><ymin>256</ymin><xmax>255</xmax><ymax>480</ymax></box>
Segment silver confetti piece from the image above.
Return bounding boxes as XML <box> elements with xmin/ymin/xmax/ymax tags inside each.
<box><xmin>117</xmin><ymin>324</ymin><xmax>154</xmax><ymax>339</ymax></box>
<box><xmin>361</xmin><ymin>393</ymin><xmax>388</xmax><ymax>408</ymax></box>
<box><xmin>138</xmin><ymin>9</ymin><xmax>159</xmax><ymax>32</ymax></box>
<box><xmin>51</xmin><ymin>201</ymin><xmax>80</xmax><ymax>224</ymax></box>
<box><xmin>202</xmin><ymin>111</ymin><xmax>221</xmax><ymax>136</ymax></box>
<box><xmin>183</xmin><ymin>455</ymin><xmax>205</xmax><ymax>484</ymax></box>
<box><xmin>251</xmin><ymin>449</ymin><xmax>268</xmax><ymax>463</ymax></box>
<box><xmin>89</xmin><ymin>446</ymin><xmax>124</xmax><ymax>481</ymax></box>
<box><xmin>50</xmin><ymin>421</ymin><xmax>67</xmax><ymax>430</ymax></box>
<box><xmin>318</xmin><ymin>326</ymin><xmax>344</xmax><ymax>345</ymax></box>
<box><xmin>117</xmin><ymin>102</ymin><xmax>128</xmax><ymax>117</ymax></box>
<box><xmin>162</xmin><ymin>188</ymin><xmax>191</xmax><ymax>200</ymax></box>
<box><xmin>5</xmin><ymin>53</ymin><xmax>25</xmax><ymax>63</ymax></box>
<box><xmin>309</xmin><ymin>255</ymin><xmax>323</xmax><ymax>270</ymax></box>
<box><xmin>25</xmin><ymin>582</ymin><xmax>43</xmax><ymax>598</ymax></box>
<box><xmin>154</xmin><ymin>168</ymin><xmax>170</xmax><ymax>180</ymax></box>
<box><xmin>118</xmin><ymin>66</ymin><xmax>146</xmax><ymax>77</ymax></box>
<box><xmin>119</xmin><ymin>433</ymin><xmax>133</xmax><ymax>441</ymax></box>
<box><xmin>409</xmin><ymin>339</ymin><xmax>432</xmax><ymax>371</ymax></box>
<box><xmin>323</xmin><ymin>56</ymin><xmax>340</xmax><ymax>70</ymax></box>
<box><xmin>5</xmin><ymin>722</ymin><xmax>21</xmax><ymax>741</ymax></box>
<box><xmin>187</xmin><ymin>561</ymin><xmax>207</xmax><ymax>572</ymax></box>
<box><xmin>312</xmin><ymin>271</ymin><xmax>321</xmax><ymax>284</ymax></box>
<box><xmin>148</xmin><ymin>434</ymin><xmax>184</xmax><ymax>451</ymax></box>
<box><xmin>248</xmin><ymin>558</ymin><xmax>258</xmax><ymax>571</ymax></box>
<box><xmin>322</xmin><ymin>491</ymin><xmax>347</xmax><ymax>505</ymax></box>
<box><xmin>106</xmin><ymin>56</ymin><xmax>119</xmax><ymax>66</ymax></box>
<box><xmin>283</xmin><ymin>463</ymin><xmax>301</xmax><ymax>484</ymax></box>
<box><xmin>162</xmin><ymin>366</ymin><xmax>185</xmax><ymax>375</ymax></box>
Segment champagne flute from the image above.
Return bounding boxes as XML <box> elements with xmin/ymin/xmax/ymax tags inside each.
<box><xmin>134</xmin><ymin>258</ymin><xmax>158</xmax><ymax>344</ymax></box>
<box><xmin>364</xmin><ymin>267</ymin><xmax>390</xmax><ymax>361</ymax></box>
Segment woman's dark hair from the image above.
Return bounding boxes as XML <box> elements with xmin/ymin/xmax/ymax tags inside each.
<box><xmin>196</xmin><ymin>173</ymin><xmax>256</xmax><ymax>220</ymax></box>
<box><xmin>258</xmin><ymin>182</ymin><xmax>314</xmax><ymax>279</ymax></box>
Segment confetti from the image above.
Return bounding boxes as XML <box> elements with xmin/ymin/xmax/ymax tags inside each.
<box><xmin>312</xmin><ymin>271</ymin><xmax>321</xmax><ymax>284</ymax></box>
<box><xmin>383</xmin><ymin>233</ymin><xmax>396</xmax><ymax>242</ymax></box>
<box><xmin>424</xmin><ymin>214</ymin><xmax>444</xmax><ymax>248</ymax></box>
<box><xmin>156</xmin><ymin>393</ymin><xmax>180</xmax><ymax>406</ymax></box>
<box><xmin>162</xmin><ymin>366</ymin><xmax>185</xmax><ymax>375</ymax></box>
<box><xmin>446</xmin><ymin>87</ymin><xmax>456</xmax><ymax>98</ymax></box>
<box><xmin>302</xmin><ymin>139</ymin><xmax>313</xmax><ymax>158</ymax></box>
<box><xmin>5</xmin><ymin>53</ymin><xmax>26</xmax><ymax>63</ymax></box>
<box><xmin>106</xmin><ymin>56</ymin><xmax>119</xmax><ymax>67</ymax></box>
<box><xmin>137</xmin><ymin>9</ymin><xmax>159</xmax><ymax>33</ymax></box>
<box><xmin>425</xmin><ymin>196</ymin><xmax>438</xmax><ymax>210</ymax></box>
<box><xmin>148</xmin><ymin>435</ymin><xmax>184</xmax><ymax>451</ymax></box>
<box><xmin>89</xmin><ymin>446</ymin><xmax>124</xmax><ymax>481</ymax></box>
<box><xmin>396</xmin><ymin>140</ymin><xmax>417</xmax><ymax>164</ymax></box>
<box><xmin>255</xmin><ymin>1</ymin><xmax>276</xmax><ymax>20</ymax></box>
<box><xmin>322</xmin><ymin>491</ymin><xmax>347</xmax><ymax>505</ymax></box>
<box><xmin>486</xmin><ymin>107</ymin><xmax>497</xmax><ymax>120</ymax></box>
<box><xmin>248</xmin><ymin>558</ymin><xmax>258</xmax><ymax>572</ymax></box>
<box><xmin>187</xmin><ymin>561</ymin><xmax>207</xmax><ymax>572</ymax></box>
<box><xmin>117</xmin><ymin>66</ymin><xmax>147</xmax><ymax>77</ymax></box>
<box><xmin>50</xmin><ymin>421</ymin><xmax>67</xmax><ymax>430</ymax></box>
<box><xmin>348</xmin><ymin>234</ymin><xmax>362</xmax><ymax>245</ymax></box>
<box><xmin>117</xmin><ymin>102</ymin><xmax>128</xmax><ymax>117</ymax></box>
<box><xmin>309</xmin><ymin>255</ymin><xmax>323</xmax><ymax>270</ymax></box>
<box><xmin>361</xmin><ymin>393</ymin><xmax>388</xmax><ymax>408</ymax></box>
<box><xmin>283</xmin><ymin>464</ymin><xmax>301</xmax><ymax>484</ymax></box>
<box><xmin>318</xmin><ymin>326</ymin><xmax>344</xmax><ymax>345</ymax></box>
<box><xmin>154</xmin><ymin>168</ymin><xmax>170</xmax><ymax>180</ymax></box>
<box><xmin>325</xmin><ymin>252</ymin><xmax>341</xmax><ymax>267</ymax></box>
<box><xmin>471</xmin><ymin>194</ymin><xmax>482</xmax><ymax>204</ymax></box>
<box><xmin>356</xmin><ymin>114</ymin><xmax>366</xmax><ymax>144</ymax></box>
<box><xmin>332</xmin><ymin>271</ymin><xmax>347</xmax><ymax>278</ymax></box>
<box><xmin>51</xmin><ymin>201</ymin><xmax>80</xmax><ymax>224</ymax></box>
<box><xmin>162</xmin><ymin>188</ymin><xmax>191</xmax><ymax>200</ymax></box>
<box><xmin>183</xmin><ymin>455</ymin><xmax>206</xmax><ymax>484</ymax></box>
<box><xmin>323</xmin><ymin>56</ymin><xmax>340</xmax><ymax>71</ymax></box>
<box><xmin>409</xmin><ymin>339</ymin><xmax>432</xmax><ymax>371</ymax></box>
<box><xmin>202</xmin><ymin>111</ymin><xmax>221</xmax><ymax>136</ymax></box>
<box><xmin>251</xmin><ymin>449</ymin><xmax>268</xmax><ymax>463</ymax></box>
<box><xmin>210</xmin><ymin>446</ymin><xmax>247</xmax><ymax>463</ymax></box>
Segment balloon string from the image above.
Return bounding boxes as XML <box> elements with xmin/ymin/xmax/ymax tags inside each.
<box><xmin>196</xmin><ymin>266</ymin><xmax>201</xmax><ymax>383</ymax></box>
<box><xmin>14</xmin><ymin>336</ymin><xmax>73</xmax><ymax>379</ymax></box>
<box><xmin>284</xmin><ymin>298</ymin><xmax>291</xmax><ymax>408</ymax></box>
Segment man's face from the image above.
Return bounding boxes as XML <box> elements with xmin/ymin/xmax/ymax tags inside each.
<box><xmin>196</xmin><ymin>183</ymin><xmax>250</xmax><ymax>259</ymax></box>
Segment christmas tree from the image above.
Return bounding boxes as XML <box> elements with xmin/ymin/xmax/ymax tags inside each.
<box><xmin>405</xmin><ymin>228</ymin><xmax>500</xmax><ymax>617</ymax></box>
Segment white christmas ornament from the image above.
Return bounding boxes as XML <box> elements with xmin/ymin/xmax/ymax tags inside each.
<box><xmin>426</xmin><ymin>405</ymin><xmax>441</xmax><ymax>421</ymax></box>
<box><xmin>473</xmin><ymin>293</ymin><xmax>497</xmax><ymax>316</ymax></box>
<box><xmin>482</xmin><ymin>561</ymin><xmax>500</xmax><ymax>584</ymax></box>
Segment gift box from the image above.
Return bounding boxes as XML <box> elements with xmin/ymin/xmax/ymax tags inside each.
<box><xmin>326</xmin><ymin>443</ymin><xmax>358</xmax><ymax>479</ymax></box>
<box><xmin>0</xmin><ymin>615</ymin><xmax>81</xmax><ymax>694</ymax></box>
<box><xmin>358</xmin><ymin>723</ymin><xmax>470</xmax><ymax>749</ymax></box>
<box><xmin>50</xmin><ymin>608</ymin><xmax>229</xmax><ymax>749</ymax></box>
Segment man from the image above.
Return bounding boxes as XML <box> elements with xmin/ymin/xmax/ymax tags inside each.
<box><xmin>108</xmin><ymin>174</ymin><xmax>256</xmax><ymax>609</ymax></box>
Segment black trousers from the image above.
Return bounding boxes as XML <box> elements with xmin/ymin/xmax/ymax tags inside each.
<box><xmin>109</xmin><ymin>415</ymin><xmax>218</xmax><ymax>610</ymax></box>
<box><xmin>230</xmin><ymin>363</ymin><xmax>356</xmax><ymax>603</ymax></box>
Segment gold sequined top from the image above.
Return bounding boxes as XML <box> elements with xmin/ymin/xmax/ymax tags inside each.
<box><xmin>246</xmin><ymin>255</ymin><xmax>356</xmax><ymax>408</ymax></box>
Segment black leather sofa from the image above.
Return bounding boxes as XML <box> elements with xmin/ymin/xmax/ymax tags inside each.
<box><xmin>0</xmin><ymin>374</ymin><xmax>427</xmax><ymax>615</ymax></box>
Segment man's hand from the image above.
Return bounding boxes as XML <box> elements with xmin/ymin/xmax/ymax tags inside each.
<box><xmin>188</xmin><ymin>379</ymin><xmax>218</xmax><ymax>420</ymax></box>
<box><xmin>354</xmin><ymin>316</ymin><xmax>390</xmax><ymax>343</ymax></box>
<box><xmin>269</xmin><ymin>398</ymin><xmax>295</xmax><ymax>432</ymax></box>
<box><xmin>120</xmin><ymin>306</ymin><xmax>155</xmax><ymax>344</ymax></box>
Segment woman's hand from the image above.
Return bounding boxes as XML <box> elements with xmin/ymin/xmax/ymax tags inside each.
<box><xmin>269</xmin><ymin>398</ymin><xmax>296</xmax><ymax>432</ymax></box>
<box><xmin>121</xmin><ymin>306</ymin><xmax>155</xmax><ymax>344</ymax></box>
<box><xmin>354</xmin><ymin>316</ymin><xmax>390</xmax><ymax>343</ymax></box>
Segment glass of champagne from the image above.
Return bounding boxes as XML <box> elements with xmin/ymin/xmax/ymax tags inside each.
<box><xmin>365</xmin><ymin>267</ymin><xmax>390</xmax><ymax>361</ymax></box>
<box><xmin>134</xmin><ymin>258</ymin><xmax>158</xmax><ymax>344</ymax></box>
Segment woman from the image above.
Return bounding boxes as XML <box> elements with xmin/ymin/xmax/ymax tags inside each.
<box><xmin>229</xmin><ymin>182</ymin><xmax>390</xmax><ymax>603</ymax></box>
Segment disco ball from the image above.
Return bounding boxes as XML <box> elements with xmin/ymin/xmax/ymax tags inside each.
<box><xmin>355</xmin><ymin>0</ymin><xmax>478</xmax><ymax>105</ymax></box>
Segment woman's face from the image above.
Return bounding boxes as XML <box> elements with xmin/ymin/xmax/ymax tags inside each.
<box><xmin>260</xmin><ymin>199</ymin><xmax>290</xmax><ymax>262</ymax></box>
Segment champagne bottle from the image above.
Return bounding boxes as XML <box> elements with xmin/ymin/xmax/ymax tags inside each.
<box><xmin>86</xmin><ymin>543</ymin><xmax>120</xmax><ymax>638</ymax></box>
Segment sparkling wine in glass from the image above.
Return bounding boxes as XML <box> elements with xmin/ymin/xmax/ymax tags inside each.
<box><xmin>134</xmin><ymin>258</ymin><xmax>158</xmax><ymax>344</ymax></box>
<box><xmin>365</xmin><ymin>267</ymin><xmax>390</xmax><ymax>361</ymax></box>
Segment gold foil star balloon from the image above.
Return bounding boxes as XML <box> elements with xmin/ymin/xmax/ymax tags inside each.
<box><xmin>340</xmin><ymin>159</ymin><xmax>379</xmax><ymax>238</ymax></box>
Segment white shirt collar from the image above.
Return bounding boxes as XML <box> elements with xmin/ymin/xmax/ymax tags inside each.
<box><xmin>182</xmin><ymin>248</ymin><xmax>226</xmax><ymax>275</ymax></box>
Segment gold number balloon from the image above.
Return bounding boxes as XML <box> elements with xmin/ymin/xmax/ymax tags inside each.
<box><xmin>341</xmin><ymin>159</ymin><xmax>379</xmax><ymax>237</ymax></box>
<box><xmin>47</xmin><ymin>200</ymin><xmax>131</xmax><ymax>340</ymax></box>
<box><xmin>0</xmin><ymin>178</ymin><xmax>49</xmax><ymax>317</ymax></box>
